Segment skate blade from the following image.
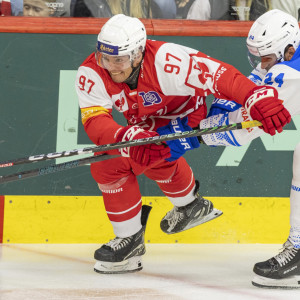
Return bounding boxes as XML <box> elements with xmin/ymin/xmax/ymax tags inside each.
<box><xmin>94</xmin><ymin>256</ymin><xmax>143</xmax><ymax>274</ymax></box>
<box><xmin>166</xmin><ymin>208</ymin><xmax>223</xmax><ymax>234</ymax></box>
<box><xmin>252</xmin><ymin>274</ymin><xmax>300</xmax><ymax>289</ymax></box>
<box><xmin>184</xmin><ymin>208</ymin><xmax>223</xmax><ymax>230</ymax></box>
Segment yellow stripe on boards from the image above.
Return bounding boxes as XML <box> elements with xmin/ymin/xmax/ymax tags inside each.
<box><xmin>2</xmin><ymin>196</ymin><xmax>290</xmax><ymax>244</ymax></box>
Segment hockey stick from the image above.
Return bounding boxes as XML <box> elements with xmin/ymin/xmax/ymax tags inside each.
<box><xmin>0</xmin><ymin>154</ymin><xmax>120</xmax><ymax>184</ymax></box>
<box><xmin>0</xmin><ymin>120</ymin><xmax>262</xmax><ymax>169</ymax></box>
<box><xmin>0</xmin><ymin>120</ymin><xmax>262</xmax><ymax>184</ymax></box>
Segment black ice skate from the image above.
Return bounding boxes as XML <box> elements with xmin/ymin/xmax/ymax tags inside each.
<box><xmin>160</xmin><ymin>180</ymin><xmax>222</xmax><ymax>234</ymax></box>
<box><xmin>94</xmin><ymin>205</ymin><xmax>152</xmax><ymax>274</ymax></box>
<box><xmin>252</xmin><ymin>239</ymin><xmax>300</xmax><ymax>289</ymax></box>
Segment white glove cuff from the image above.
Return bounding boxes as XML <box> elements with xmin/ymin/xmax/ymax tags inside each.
<box><xmin>244</xmin><ymin>87</ymin><xmax>275</xmax><ymax>114</ymax></box>
<box><xmin>119</xmin><ymin>126</ymin><xmax>145</xmax><ymax>157</ymax></box>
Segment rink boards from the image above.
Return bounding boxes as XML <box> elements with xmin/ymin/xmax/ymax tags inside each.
<box><xmin>0</xmin><ymin>32</ymin><xmax>297</xmax><ymax>199</ymax></box>
<box><xmin>0</xmin><ymin>195</ymin><xmax>290</xmax><ymax>244</ymax></box>
<box><xmin>0</xmin><ymin>26</ymin><xmax>296</xmax><ymax>245</ymax></box>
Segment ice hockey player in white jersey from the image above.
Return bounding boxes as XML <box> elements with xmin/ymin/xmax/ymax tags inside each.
<box><xmin>198</xmin><ymin>9</ymin><xmax>300</xmax><ymax>289</ymax></box>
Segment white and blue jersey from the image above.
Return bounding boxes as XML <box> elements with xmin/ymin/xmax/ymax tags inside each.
<box><xmin>201</xmin><ymin>48</ymin><xmax>300</xmax><ymax>146</ymax></box>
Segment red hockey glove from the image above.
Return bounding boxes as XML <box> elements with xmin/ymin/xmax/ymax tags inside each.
<box><xmin>244</xmin><ymin>86</ymin><xmax>291</xmax><ymax>136</ymax></box>
<box><xmin>116</xmin><ymin>126</ymin><xmax>171</xmax><ymax>167</ymax></box>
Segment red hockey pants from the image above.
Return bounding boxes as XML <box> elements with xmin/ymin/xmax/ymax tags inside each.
<box><xmin>90</xmin><ymin>156</ymin><xmax>196</xmax><ymax>237</ymax></box>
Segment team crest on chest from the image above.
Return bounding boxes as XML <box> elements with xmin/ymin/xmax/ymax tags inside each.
<box><xmin>139</xmin><ymin>91</ymin><xmax>162</xmax><ymax>107</ymax></box>
<box><xmin>111</xmin><ymin>90</ymin><xmax>129</xmax><ymax>112</ymax></box>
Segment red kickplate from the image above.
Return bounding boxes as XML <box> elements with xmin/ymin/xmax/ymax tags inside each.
<box><xmin>0</xmin><ymin>195</ymin><xmax>4</xmax><ymax>243</ymax></box>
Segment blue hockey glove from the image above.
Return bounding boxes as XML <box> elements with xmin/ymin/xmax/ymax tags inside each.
<box><xmin>156</xmin><ymin>117</ymin><xmax>200</xmax><ymax>162</ymax></box>
<box><xmin>207</xmin><ymin>98</ymin><xmax>242</xmax><ymax>117</ymax></box>
<box><xmin>203</xmin><ymin>98</ymin><xmax>243</xmax><ymax>146</ymax></box>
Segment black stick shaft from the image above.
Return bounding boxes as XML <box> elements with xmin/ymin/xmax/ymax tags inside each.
<box><xmin>0</xmin><ymin>120</ymin><xmax>261</xmax><ymax>168</ymax></box>
<box><xmin>0</xmin><ymin>154</ymin><xmax>120</xmax><ymax>184</ymax></box>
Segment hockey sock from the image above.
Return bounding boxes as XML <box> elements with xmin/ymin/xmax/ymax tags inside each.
<box><xmin>289</xmin><ymin>226</ymin><xmax>300</xmax><ymax>249</ymax></box>
<box><xmin>154</xmin><ymin>158</ymin><xmax>196</xmax><ymax>206</ymax></box>
<box><xmin>98</xmin><ymin>173</ymin><xmax>143</xmax><ymax>238</ymax></box>
<box><xmin>289</xmin><ymin>142</ymin><xmax>300</xmax><ymax>249</ymax></box>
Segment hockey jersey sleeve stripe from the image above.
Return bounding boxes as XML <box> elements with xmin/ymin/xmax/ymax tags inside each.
<box><xmin>249</xmin><ymin>73</ymin><xmax>263</xmax><ymax>83</ymax></box>
<box><xmin>81</xmin><ymin>106</ymin><xmax>110</xmax><ymax>125</ymax></box>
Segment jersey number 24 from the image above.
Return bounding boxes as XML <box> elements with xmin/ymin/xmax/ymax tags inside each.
<box><xmin>264</xmin><ymin>72</ymin><xmax>285</xmax><ymax>87</ymax></box>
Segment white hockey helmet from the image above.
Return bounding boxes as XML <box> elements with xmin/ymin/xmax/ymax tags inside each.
<box><xmin>247</xmin><ymin>9</ymin><xmax>300</xmax><ymax>67</ymax></box>
<box><xmin>96</xmin><ymin>14</ymin><xmax>146</xmax><ymax>70</ymax></box>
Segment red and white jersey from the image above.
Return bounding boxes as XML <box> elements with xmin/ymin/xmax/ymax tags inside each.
<box><xmin>75</xmin><ymin>40</ymin><xmax>255</xmax><ymax>148</ymax></box>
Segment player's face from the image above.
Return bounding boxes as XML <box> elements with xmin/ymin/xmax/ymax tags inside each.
<box><xmin>96</xmin><ymin>51</ymin><xmax>142</xmax><ymax>83</ymax></box>
<box><xmin>260</xmin><ymin>54</ymin><xmax>277</xmax><ymax>71</ymax></box>
<box><xmin>23</xmin><ymin>0</ymin><xmax>53</xmax><ymax>17</ymax></box>
<box><xmin>99</xmin><ymin>54</ymin><xmax>133</xmax><ymax>83</ymax></box>
<box><xmin>109</xmin><ymin>65</ymin><xmax>133</xmax><ymax>83</ymax></box>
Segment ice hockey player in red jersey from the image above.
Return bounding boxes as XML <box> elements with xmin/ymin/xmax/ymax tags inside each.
<box><xmin>75</xmin><ymin>14</ymin><xmax>291</xmax><ymax>274</ymax></box>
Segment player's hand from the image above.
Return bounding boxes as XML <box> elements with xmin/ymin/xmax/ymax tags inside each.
<box><xmin>116</xmin><ymin>125</ymin><xmax>170</xmax><ymax>167</ymax></box>
<box><xmin>157</xmin><ymin>117</ymin><xmax>200</xmax><ymax>162</ymax></box>
<box><xmin>244</xmin><ymin>86</ymin><xmax>291</xmax><ymax>136</ymax></box>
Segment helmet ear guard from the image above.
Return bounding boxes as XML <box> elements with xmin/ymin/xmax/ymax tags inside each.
<box><xmin>130</xmin><ymin>46</ymin><xmax>144</xmax><ymax>62</ymax></box>
<box><xmin>246</xmin><ymin>9</ymin><xmax>300</xmax><ymax>67</ymax></box>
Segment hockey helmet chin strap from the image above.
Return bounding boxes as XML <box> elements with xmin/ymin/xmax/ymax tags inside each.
<box><xmin>124</xmin><ymin>54</ymin><xmax>144</xmax><ymax>90</ymax></box>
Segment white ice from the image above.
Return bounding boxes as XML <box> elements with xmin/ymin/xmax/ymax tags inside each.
<box><xmin>0</xmin><ymin>244</ymin><xmax>300</xmax><ymax>300</ymax></box>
